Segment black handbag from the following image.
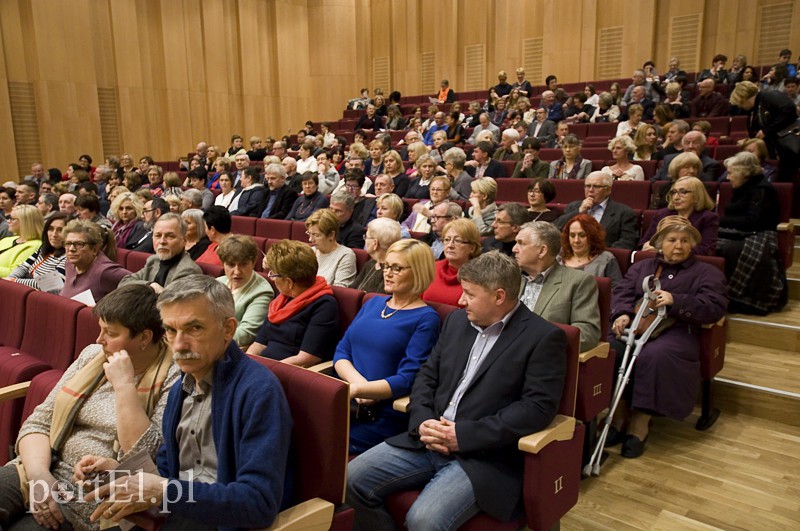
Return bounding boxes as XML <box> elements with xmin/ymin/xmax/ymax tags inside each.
<box><xmin>776</xmin><ymin>117</ymin><xmax>800</xmax><ymax>155</ymax></box>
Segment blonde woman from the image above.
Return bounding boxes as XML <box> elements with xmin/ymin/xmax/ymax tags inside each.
<box><xmin>467</xmin><ymin>177</ymin><xmax>498</xmax><ymax>235</ymax></box>
<box><xmin>602</xmin><ymin>136</ymin><xmax>645</xmax><ymax>180</ymax></box>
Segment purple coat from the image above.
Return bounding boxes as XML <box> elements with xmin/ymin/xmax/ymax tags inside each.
<box><xmin>61</xmin><ymin>253</ymin><xmax>130</xmax><ymax>303</ymax></box>
<box><xmin>610</xmin><ymin>256</ymin><xmax>727</xmax><ymax>420</ymax></box>
<box><xmin>639</xmin><ymin>209</ymin><xmax>719</xmax><ymax>256</ymax></box>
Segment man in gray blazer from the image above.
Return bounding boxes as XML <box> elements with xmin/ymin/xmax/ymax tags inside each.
<box><xmin>554</xmin><ymin>171</ymin><xmax>639</xmax><ymax>250</ymax></box>
<box><xmin>527</xmin><ymin>108</ymin><xmax>556</xmax><ymax>146</ymax></box>
<box><xmin>119</xmin><ymin>213</ymin><xmax>202</xmax><ymax>294</ymax></box>
<box><xmin>513</xmin><ymin>221</ymin><xmax>601</xmax><ymax>351</ymax></box>
<box><xmin>466</xmin><ymin>113</ymin><xmax>500</xmax><ymax>145</ymax></box>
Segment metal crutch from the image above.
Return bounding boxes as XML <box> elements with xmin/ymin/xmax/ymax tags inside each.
<box><xmin>583</xmin><ymin>274</ymin><xmax>667</xmax><ymax>476</ymax></box>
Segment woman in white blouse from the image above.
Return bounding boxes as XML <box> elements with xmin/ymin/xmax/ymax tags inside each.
<box><xmin>602</xmin><ymin>136</ymin><xmax>645</xmax><ymax>181</ymax></box>
<box><xmin>305</xmin><ymin>208</ymin><xmax>356</xmax><ymax>288</ymax></box>
<box><xmin>214</xmin><ymin>171</ymin><xmax>241</xmax><ymax>211</ymax></box>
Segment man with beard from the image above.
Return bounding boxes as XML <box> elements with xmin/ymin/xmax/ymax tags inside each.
<box><xmin>119</xmin><ymin>213</ymin><xmax>201</xmax><ymax>293</ymax></box>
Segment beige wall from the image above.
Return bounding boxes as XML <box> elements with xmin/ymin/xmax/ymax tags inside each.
<box><xmin>0</xmin><ymin>0</ymin><xmax>798</xmax><ymax>179</ymax></box>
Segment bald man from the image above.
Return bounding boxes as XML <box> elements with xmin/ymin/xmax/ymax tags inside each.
<box><xmin>689</xmin><ymin>79</ymin><xmax>729</xmax><ymax>118</ymax></box>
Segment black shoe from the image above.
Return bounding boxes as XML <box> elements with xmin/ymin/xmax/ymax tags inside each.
<box><xmin>603</xmin><ymin>426</ymin><xmax>626</xmax><ymax>447</ymax></box>
<box><xmin>621</xmin><ymin>434</ymin><xmax>647</xmax><ymax>458</ymax></box>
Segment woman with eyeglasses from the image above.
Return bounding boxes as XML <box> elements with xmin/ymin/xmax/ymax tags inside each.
<box><xmin>422</xmin><ymin>218</ymin><xmax>482</xmax><ymax>306</ymax></box>
<box><xmin>526</xmin><ymin>178</ymin><xmax>559</xmax><ymax>222</ymax></box>
<box><xmin>649</xmin><ymin>151</ymin><xmax>703</xmax><ymax>209</ymax></box>
<box><xmin>305</xmin><ymin>208</ymin><xmax>356</xmax><ymax>288</ymax></box>
<box><xmin>354</xmin><ymin>217</ymin><xmax>403</xmax><ymax>294</ymax></box>
<box><xmin>640</xmin><ymin>176</ymin><xmax>718</xmax><ymax>255</ymax></box>
<box><xmin>60</xmin><ymin>220</ymin><xmax>129</xmax><ymax>302</ymax></box>
<box><xmin>402</xmin><ymin>174</ymin><xmax>453</xmax><ymax>234</ymax></box>
<box><xmin>548</xmin><ymin>134</ymin><xmax>592</xmax><ymax>180</ymax></box>
<box><xmin>246</xmin><ymin>239</ymin><xmax>339</xmax><ymax>367</ymax></box>
<box><xmin>334</xmin><ymin>239</ymin><xmax>440</xmax><ymax>453</ymax></box>
<box><xmin>0</xmin><ymin>205</ymin><xmax>44</xmax><ymax>277</ymax></box>
<box><xmin>5</xmin><ymin>211</ymin><xmax>69</xmax><ymax>292</ymax></box>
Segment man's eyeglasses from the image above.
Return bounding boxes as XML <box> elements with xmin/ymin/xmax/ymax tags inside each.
<box><xmin>429</xmin><ymin>187</ymin><xmax>448</xmax><ymax>193</ymax></box>
<box><xmin>64</xmin><ymin>241</ymin><xmax>89</xmax><ymax>250</ymax></box>
<box><xmin>584</xmin><ymin>184</ymin><xmax>609</xmax><ymax>190</ymax></box>
<box><xmin>429</xmin><ymin>215</ymin><xmax>454</xmax><ymax>222</ymax></box>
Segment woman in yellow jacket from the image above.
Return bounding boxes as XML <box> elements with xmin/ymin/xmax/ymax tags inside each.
<box><xmin>0</xmin><ymin>204</ymin><xmax>43</xmax><ymax>277</ymax></box>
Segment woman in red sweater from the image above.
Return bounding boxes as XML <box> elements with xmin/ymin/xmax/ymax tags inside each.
<box><xmin>422</xmin><ymin>218</ymin><xmax>481</xmax><ymax>306</ymax></box>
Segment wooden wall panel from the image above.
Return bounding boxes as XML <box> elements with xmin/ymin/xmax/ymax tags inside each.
<box><xmin>2</xmin><ymin>0</ymin><xmax>800</xmax><ymax>179</ymax></box>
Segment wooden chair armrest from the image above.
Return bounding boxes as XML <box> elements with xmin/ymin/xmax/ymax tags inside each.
<box><xmin>393</xmin><ymin>396</ymin><xmax>410</xmax><ymax>413</ymax></box>
<box><xmin>701</xmin><ymin>316</ymin><xmax>726</xmax><ymax>329</ymax></box>
<box><xmin>0</xmin><ymin>381</ymin><xmax>31</xmax><ymax>403</ymax></box>
<box><xmin>518</xmin><ymin>415</ymin><xmax>576</xmax><ymax>455</ymax></box>
<box><xmin>256</xmin><ymin>498</ymin><xmax>334</xmax><ymax>531</ymax></box>
<box><xmin>777</xmin><ymin>222</ymin><xmax>794</xmax><ymax>232</ymax></box>
<box><xmin>579</xmin><ymin>342</ymin><xmax>610</xmax><ymax>363</ymax></box>
<box><xmin>306</xmin><ymin>361</ymin><xmax>333</xmax><ymax>373</ymax></box>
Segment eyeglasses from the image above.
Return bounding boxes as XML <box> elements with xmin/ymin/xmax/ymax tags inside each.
<box><xmin>584</xmin><ymin>184</ymin><xmax>609</xmax><ymax>190</ymax></box>
<box><xmin>442</xmin><ymin>237</ymin><xmax>469</xmax><ymax>246</ymax></box>
<box><xmin>266</xmin><ymin>272</ymin><xmax>283</xmax><ymax>280</ymax></box>
<box><xmin>381</xmin><ymin>263</ymin><xmax>411</xmax><ymax>274</ymax></box>
<box><xmin>64</xmin><ymin>241</ymin><xmax>89</xmax><ymax>250</ymax></box>
<box><xmin>363</xmin><ymin>234</ymin><xmax>375</xmax><ymax>241</ymax></box>
<box><xmin>528</xmin><ymin>189</ymin><xmax>542</xmax><ymax>194</ymax></box>
<box><xmin>429</xmin><ymin>187</ymin><xmax>448</xmax><ymax>193</ymax></box>
<box><xmin>493</xmin><ymin>220</ymin><xmax>513</xmax><ymax>225</ymax></box>
<box><xmin>429</xmin><ymin>215</ymin><xmax>454</xmax><ymax>222</ymax></box>
<box><xmin>305</xmin><ymin>231</ymin><xmax>323</xmax><ymax>240</ymax></box>
<box><xmin>669</xmin><ymin>189</ymin><xmax>692</xmax><ymax>196</ymax></box>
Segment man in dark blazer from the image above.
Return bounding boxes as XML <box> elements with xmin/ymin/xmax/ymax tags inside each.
<box><xmin>259</xmin><ymin>163</ymin><xmax>297</xmax><ymax>219</ymax></box>
<box><xmin>465</xmin><ymin>141</ymin><xmax>508</xmax><ymax>178</ymax></box>
<box><xmin>554</xmin><ymin>171</ymin><xmax>639</xmax><ymax>250</ymax></box>
<box><xmin>346</xmin><ymin>252</ymin><xmax>567</xmax><ymax>528</ymax></box>
<box><xmin>653</xmin><ymin>131</ymin><xmax>720</xmax><ymax>182</ymax></box>
<box><xmin>330</xmin><ymin>191</ymin><xmax>366</xmax><ymax>248</ymax></box>
<box><xmin>229</xmin><ymin>167</ymin><xmax>266</xmax><ymax>218</ymax></box>
<box><xmin>527</xmin><ymin>108</ymin><xmax>556</xmax><ymax>146</ymax></box>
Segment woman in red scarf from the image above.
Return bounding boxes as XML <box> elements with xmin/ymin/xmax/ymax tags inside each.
<box><xmin>421</xmin><ymin>218</ymin><xmax>481</xmax><ymax>306</ymax></box>
<box><xmin>246</xmin><ymin>240</ymin><xmax>340</xmax><ymax>367</ymax></box>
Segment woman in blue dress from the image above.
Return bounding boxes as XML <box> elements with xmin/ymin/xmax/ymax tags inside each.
<box><xmin>334</xmin><ymin>239</ymin><xmax>441</xmax><ymax>454</ymax></box>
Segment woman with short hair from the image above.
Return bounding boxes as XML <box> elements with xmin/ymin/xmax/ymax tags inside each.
<box><xmin>181</xmin><ymin>208</ymin><xmax>211</xmax><ymax>260</ymax></box>
<box><xmin>216</xmin><ymin>235</ymin><xmax>275</xmax><ymax>348</ymax></box>
<box><xmin>422</xmin><ymin>218</ymin><xmax>481</xmax><ymax>306</ymax></box>
<box><xmin>376</xmin><ymin>193</ymin><xmax>410</xmax><ymax>238</ymax></box>
<box><xmin>287</xmin><ymin>172</ymin><xmax>329</xmax><ymax>221</ymax></box>
<box><xmin>141</xmin><ymin>165</ymin><xmax>165</xmax><ymax>197</ymax></box>
<box><xmin>334</xmin><ymin>239</ymin><xmax>440</xmax><ymax>453</ymax></box>
<box><xmin>549</xmin><ymin>135</ymin><xmax>593</xmax><ymax>180</ymax></box>
<box><xmin>0</xmin><ymin>283</ymin><xmax>179</xmax><ymax>531</ymax></box>
<box><xmin>354</xmin><ymin>217</ymin><xmax>403</xmax><ymax>294</ymax></box>
<box><xmin>402</xmin><ymin>175</ymin><xmax>452</xmax><ymax>234</ymax></box>
<box><xmin>650</xmin><ymin>152</ymin><xmax>703</xmax><ymax>209</ymax></box>
<box><xmin>717</xmin><ymin>152</ymin><xmax>785</xmax><ymax>314</ymax></box>
<box><xmin>246</xmin><ymin>239</ymin><xmax>339</xmax><ymax>367</ymax></box>
<box><xmin>305</xmin><ymin>208</ymin><xmax>357</xmax><ymax>288</ymax></box>
<box><xmin>61</xmin><ymin>219</ymin><xmax>127</xmax><ymax>302</ymax></box>
<box><xmin>602</xmin><ymin>136</ymin><xmax>645</xmax><ymax>181</ymax></box>
<box><xmin>590</xmin><ymin>92</ymin><xmax>621</xmax><ymax>123</ymax></box>
<box><xmin>526</xmin><ymin>178</ymin><xmax>559</xmax><ymax>222</ymax></box>
<box><xmin>467</xmin><ymin>177</ymin><xmax>498</xmax><ymax>235</ymax></box>
<box><xmin>5</xmin><ymin>211</ymin><xmax>69</xmax><ymax>292</ymax></box>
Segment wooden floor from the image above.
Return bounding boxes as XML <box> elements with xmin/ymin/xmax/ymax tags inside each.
<box><xmin>721</xmin><ymin>342</ymin><xmax>800</xmax><ymax>394</ymax></box>
<box><xmin>563</xmin><ymin>409</ymin><xmax>800</xmax><ymax>530</ymax></box>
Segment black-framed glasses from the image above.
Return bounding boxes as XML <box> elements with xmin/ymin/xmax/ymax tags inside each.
<box><xmin>442</xmin><ymin>237</ymin><xmax>469</xmax><ymax>246</ymax></box>
<box><xmin>64</xmin><ymin>241</ymin><xmax>89</xmax><ymax>250</ymax></box>
<box><xmin>381</xmin><ymin>263</ymin><xmax>411</xmax><ymax>274</ymax></box>
<box><xmin>584</xmin><ymin>184</ymin><xmax>609</xmax><ymax>190</ymax></box>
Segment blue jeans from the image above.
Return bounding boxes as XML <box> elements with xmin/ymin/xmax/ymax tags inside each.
<box><xmin>346</xmin><ymin>442</ymin><xmax>480</xmax><ymax>531</ymax></box>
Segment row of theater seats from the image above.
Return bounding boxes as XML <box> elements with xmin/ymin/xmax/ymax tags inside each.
<box><xmin>0</xmin><ymin>240</ymin><xmax>729</xmax><ymax>528</ymax></box>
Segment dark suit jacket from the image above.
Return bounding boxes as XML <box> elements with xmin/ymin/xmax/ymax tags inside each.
<box><xmin>654</xmin><ymin>152</ymin><xmax>720</xmax><ymax>182</ymax></box>
<box><xmin>467</xmin><ymin>159</ymin><xmax>508</xmax><ymax>179</ymax></box>
<box><xmin>527</xmin><ymin>119</ymin><xmax>556</xmax><ymax>145</ymax></box>
<box><xmin>258</xmin><ymin>185</ymin><xmax>297</xmax><ymax>220</ymax></box>
<box><xmin>352</xmin><ymin>197</ymin><xmax>377</xmax><ymax>227</ymax></box>
<box><xmin>230</xmin><ymin>185</ymin><xmax>266</xmax><ymax>217</ymax></box>
<box><xmin>556</xmin><ymin>198</ymin><xmax>639</xmax><ymax>250</ymax></box>
<box><xmin>387</xmin><ymin>306</ymin><xmax>566</xmax><ymax>521</ymax></box>
<box><xmin>337</xmin><ymin>217</ymin><xmax>366</xmax><ymax>249</ymax></box>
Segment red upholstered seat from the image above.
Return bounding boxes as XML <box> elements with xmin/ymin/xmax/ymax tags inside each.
<box><xmin>197</xmin><ymin>261</ymin><xmax>224</xmax><ymax>278</ymax></box>
<box><xmin>126</xmin><ymin>250</ymin><xmax>151</xmax><ymax>272</ymax></box>
<box><xmin>575</xmin><ymin>277</ymin><xmax>615</xmax><ymax>423</ymax></box>
<box><xmin>114</xmin><ymin>247</ymin><xmax>131</xmax><ymax>268</ymax></box>
<box><xmin>332</xmin><ymin>286</ymin><xmax>365</xmax><ymax>337</ymax></box>
<box><xmin>549</xmin><ymin>179</ymin><xmax>585</xmax><ymax>204</ymax></box>
<box><xmin>230</xmin><ymin>215</ymin><xmax>257</xmax><ymax>236</ymax></box>
<box><xmin>608</xmin><ymin>247</ymin><xmax>632</xmax><ymax>275</ymax></box>
<box><xmin>353</xmin><ymin>248</ymin><xmax>370</xmax><ymax>273</ymax></box>
<box><xmin>386</xmin><ymin>322</ymin><xmax>584</xmax><ymax>530</ymax></box>
<box><xmin>74</xmin><ymin>307</ymin><xmax>101</xmax><ymax>359</ymax></box>
<box><xmin>255</xmin><ymin>218</ymin><xmax>292</xmax><ymax>239</ymax></box>
<box><xmin>0</xmin><ymin>281</ymin><xmax>33</xmax><ymax>348</ymax></box>
<box><xmin>612</xmin><ymin>180</ymin><xmax>652</xmax><ymax>210</ymax></box>
<box><xmin>290</xmin><ymin>221</ymin><xmax>311</xmax><ymax>243</ymax></box>
<box><xmin>495</xmin><ymin>178</ymin><xmax>531</xmax><ymax>202</ymax></box>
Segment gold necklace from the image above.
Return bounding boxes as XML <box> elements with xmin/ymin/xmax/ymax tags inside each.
<box><xmin>380</xmin><ymin>296</ymin><xmax>418</xmax><ymax>319</ymax></box>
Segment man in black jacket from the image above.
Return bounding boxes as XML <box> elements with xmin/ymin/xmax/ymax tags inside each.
<box><xmin>330</xmin><ymin>192</ymin><xmax>365</xmax><ymax>248</ymax></box>
<box><xmin>259</xmin><ymin>163</ymin><xmax>297</xmax><ymax>219</ymax></box>
<box><xmin>230</xmin><ymin>167</ymin><xmax>265</xmax><ymax>218</ymax></box>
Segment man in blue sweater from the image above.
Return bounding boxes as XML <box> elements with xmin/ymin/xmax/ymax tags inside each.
<box><xmin>87</xmin><ymin>275</ymin><xmax>293</xmax><ymax>530</ymax></box>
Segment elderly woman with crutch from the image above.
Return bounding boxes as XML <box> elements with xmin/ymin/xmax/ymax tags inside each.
<box><xmin>599</xmin><ymin>217</ymin><xmax>727</xmax><ymax>461</ymax></box>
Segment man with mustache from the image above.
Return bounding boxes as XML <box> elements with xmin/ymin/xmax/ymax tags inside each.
<box><xmin>85</xmin><ymin>275</ymin><xmax>293</xmax><ymax>529</ymax></box>
<box><xmin>119</xmin><ymin>213</ymin><xmax>201</xmax><ymax>294</ymax></box>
